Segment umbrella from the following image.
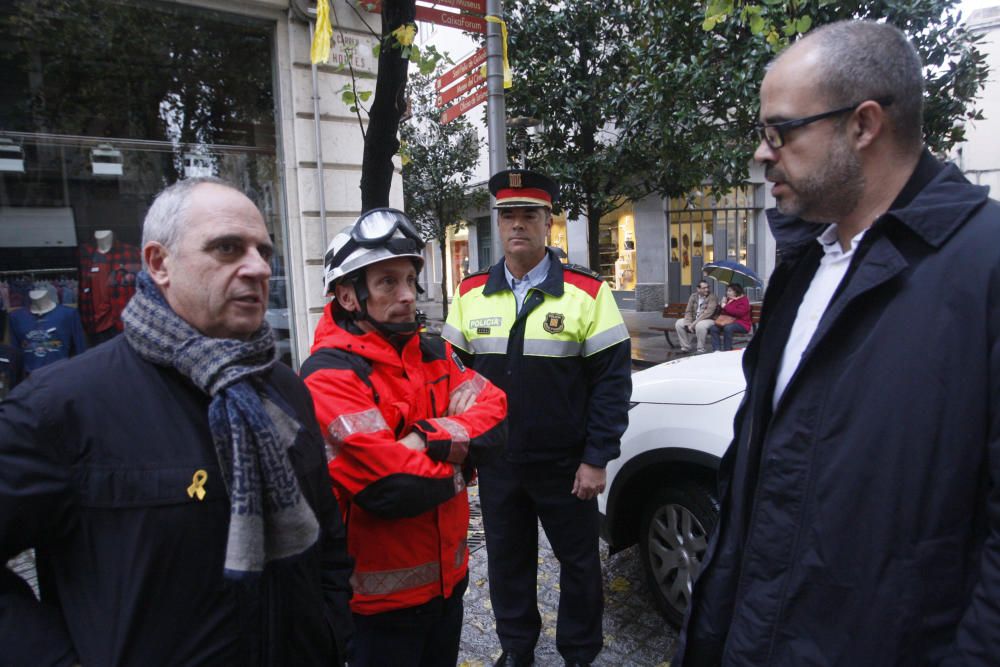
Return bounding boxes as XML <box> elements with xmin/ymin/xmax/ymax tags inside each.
<box><xmin>702</xmin><ymin>260</ymin><xmax>763</xmax><ymax>289</ymax></box>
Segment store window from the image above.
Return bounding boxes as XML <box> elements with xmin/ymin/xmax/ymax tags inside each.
<box><xmin>668</xmin><ymin>186</ymin><xmax>756</xmax><ymax>301</ymax></box>
<box><xmin>547</xmin><ymin>212</ymin><xmax>569</xmax><ymax>264</ymax></box>
<box><xmin>597</xmin><ymin>206</ymin><xmax>636</xmax><ymax>289</ymax></box>
<box><xmin>0</xmin><ymin>0</ymin><xmax>291</xmax><ymax>389</ymax></box>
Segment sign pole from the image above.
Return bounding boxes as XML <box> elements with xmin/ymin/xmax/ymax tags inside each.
<box><xmin>485</xmin><ymin>0</ymin><xmax>507</xmax><ymax>267</ymax></box>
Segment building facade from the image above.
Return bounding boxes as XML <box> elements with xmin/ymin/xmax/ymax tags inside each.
<box><xmin>445</xmin><ymin>164</ymin><xmax>777</xmax><ymax>311</ymax></box>
<box><xmin>956</xmin><ymin>6</ymin><xmax>1000</xmax><ymax>192</ymax></box>
<box><xmin>0</xmin><ymin>0</ymin><xmax>422</xmax><ymax>369</ymax></box>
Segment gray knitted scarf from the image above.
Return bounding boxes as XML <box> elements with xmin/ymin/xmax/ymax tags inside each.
<box><xmin>122</xmin><ymin>271</ymin><xmax>318</xmax><ymax>578</ymax></box>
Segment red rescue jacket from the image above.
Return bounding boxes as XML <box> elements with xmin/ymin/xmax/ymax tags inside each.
<box><xmin>301</xmin><ymin>304</ymin><xmax>507</xmax><ymax>615</ymax></box>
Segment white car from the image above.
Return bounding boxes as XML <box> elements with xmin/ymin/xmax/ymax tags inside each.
<box><xmin>599</xmin><ymin>350</ymin><xmax>746</xmax><ymax>626</ymax></box>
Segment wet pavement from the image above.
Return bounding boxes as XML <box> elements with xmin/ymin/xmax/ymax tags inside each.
<box><xmin>459</xmin><ymin>486</ymin><xmax>678</xmax><ymax>666</ymax></box>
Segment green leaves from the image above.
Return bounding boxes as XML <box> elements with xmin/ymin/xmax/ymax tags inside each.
<box><xmin>501</xmin><ymin>0</ymin><xmax>987</xmax><ymax>221</ymax></box>
<box><xmin>338</xmin><ymin>85</ymin><xmax>372</xmax><ymax>113</ymax></box>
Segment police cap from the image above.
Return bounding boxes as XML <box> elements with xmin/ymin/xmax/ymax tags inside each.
<box><xmin>488</xmin><ymin>169</ymin><xmax>558</xmax><ymax>209</ymax></box>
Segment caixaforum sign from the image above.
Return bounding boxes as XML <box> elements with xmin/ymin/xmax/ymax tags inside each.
<box><xmin>415</xmin><ymin>6</ymin><xmax>485</xmax><ymax>33</ymax></box>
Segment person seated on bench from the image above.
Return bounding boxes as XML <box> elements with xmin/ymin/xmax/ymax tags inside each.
<box><xmin>675</xmin><ymin>279</ymin><xmax>719</xmax><ymax>353</ymax></box>
<box><xmin>710</xmin><ymin>284</ymin><xmax>752</xmax><ymax>351</ymax></box>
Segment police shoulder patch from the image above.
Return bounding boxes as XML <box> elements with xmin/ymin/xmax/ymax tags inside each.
<box><xmin>564</xmin><ymin>263</ymin><xmax>601</xmax><ymax>280</ymax></box>
<box><xmin>461</xmin><ymin>267</ymin><xmax>491</xmax><ymax>281</ymax></box>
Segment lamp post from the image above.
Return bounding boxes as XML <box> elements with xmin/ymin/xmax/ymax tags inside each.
<box><xmin>506</xmin><ymin>116</ymin><xmax>542</xmax><ymax>168</ymax></box>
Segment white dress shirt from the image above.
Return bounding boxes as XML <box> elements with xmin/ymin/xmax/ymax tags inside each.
<box><xmin>772</xmin><ymin>224</ymin><xmax>868</xmax><ymax>410</ymax></box>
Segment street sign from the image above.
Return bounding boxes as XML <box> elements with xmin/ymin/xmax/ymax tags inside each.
<box><xmin>436</xmin><ymin>46</ymin><xmax>486</xmax><ymax>91</ymax></box>
<box><xmin>428</xmin><ymin>0</ymin><xmax>486</xmax><ymax>13</ymax></box>
<box><xmin>440</xmin><ymin>85</ymin><xmax>487</xmax><ymax>124</ymax></box>
<box><xmin>436</xmin><ymin>69</ymin><xmax>485</xmax><ymax>107</ymax></box>
<box><xmin>415</xmin><ymin>6</ymin><xmax>486</xmax><ymax>33</ymax></box>
<box><xmin>362</xmin><ymin>2</ymin><xmax>486</xmax><ymax>33</ymax></box>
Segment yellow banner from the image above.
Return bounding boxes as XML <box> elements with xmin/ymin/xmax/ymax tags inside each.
<box><xmin>311</xmin><ymin>0</ymin><xmax>333</xmax><ymax>65</ymax></box>
<box><xmin>484</xmin><ymin>15</ymin><xmax>512</xmax><ymax>89</ymax></box>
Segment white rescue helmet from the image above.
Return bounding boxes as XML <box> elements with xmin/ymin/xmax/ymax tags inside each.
<box><xmin>323</xmin><ymin>208</ymin><xmax>425</xmax><ymax>294</ymax></box>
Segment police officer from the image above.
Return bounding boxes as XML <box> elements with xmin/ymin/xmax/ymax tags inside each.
<box><xmin>301</xmin><ymin>208</ymin><xmax>508</xmax><ymax>666</ymax></box>
<box><xmin>443</xmin><ymin>170</ymin><xmax>632</xmax><ymax>667</ymax></box>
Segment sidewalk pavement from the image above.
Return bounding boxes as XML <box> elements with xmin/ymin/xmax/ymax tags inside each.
<box><xmin>460</xmin><ymin>484</ymin><xmax>677</xmax><ymax>665</ymax></box>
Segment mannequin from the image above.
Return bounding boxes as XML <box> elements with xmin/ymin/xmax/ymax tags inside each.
<box><xmin>94</xmin><ymin>230</ymin><xmax>114</xmax><ymax>254</ymax></box>
<box><xmin>28</xmin><ymin>288</ymin><xmax>56</xmax><ymax>316</ymax></box>
<box><xmin>11</xmin><ymin>291</ymin><xmax>87</xmax><ymax>372</ymax></box>
<box><xmin>78</xmin><ymin>229</ymin><xmax>140</xmax><ymax>339</ymax></box>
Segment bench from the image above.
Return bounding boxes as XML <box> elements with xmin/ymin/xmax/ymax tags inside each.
<box><xmin>650</xmin><ymin>302</ymin><xmax>763</xmax><ymax>350</ymax></box>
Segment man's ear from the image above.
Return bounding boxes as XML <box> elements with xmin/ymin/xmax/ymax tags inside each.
<box><xmin>144</xmin><ymin>243</ymin><xmax>170</xmax><ymax>288</ymax></box>
<box><xmin>851</xmin><ymin>100</ymin><xmax>886</xmax><ymax>151</ymax></box>
<box><xmin>335</xmin><ymin>282</ymin><xmax>359</xmax><ymax>312</ymax></box>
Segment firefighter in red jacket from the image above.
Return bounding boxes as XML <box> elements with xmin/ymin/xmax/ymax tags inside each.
<box><xmin>301</xmin><ymin>208</ymin><xmax>508</xmax><ymax>666</ymax></box>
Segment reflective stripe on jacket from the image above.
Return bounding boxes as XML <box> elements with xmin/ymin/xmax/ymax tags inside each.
<box><xmin>442</xmin><ymin>250</ymin><xmax>631</xmax><ymax>467</ymax></box>
<box><xmin>302</xmin><ymin>307</ymin><xmax>507</xmax><ymax>614</ymax></box>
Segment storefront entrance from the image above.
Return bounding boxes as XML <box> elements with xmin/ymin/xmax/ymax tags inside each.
<box><xmin>667</xmin><ymin>186</ymin><xmax>758</xmax><ymax>303</ymax></box>
<box><xmin>0</xmin><ymin>0</ymin><xmax>292</xmax><ymax>378</ymax></box>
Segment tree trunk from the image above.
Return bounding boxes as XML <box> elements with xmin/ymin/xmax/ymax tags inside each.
<box><xmin>360</xmin><ymin>0</ymin><xmax>415</xmax><ymax>212</ymax></box>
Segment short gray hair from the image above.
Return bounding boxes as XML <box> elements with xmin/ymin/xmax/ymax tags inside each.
<box><xmin>140</xmin><ymin>176</ymin><xmax>238</xmax><ymax>267</ymax></box>
<box><xmin>791</xmin><ymin>20</ymin><xmax>925</xmax><ymax>153</ymax></box>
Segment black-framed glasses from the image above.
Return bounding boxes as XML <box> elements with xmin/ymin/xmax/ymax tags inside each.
<box><xmin>755</xmin><ymin>97</ymin><xmax>893</xmax><ymax>149</ymax></box>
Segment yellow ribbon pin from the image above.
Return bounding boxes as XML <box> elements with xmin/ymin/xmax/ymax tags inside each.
<box><xmin>485</xmin><ymin>15</ymin><xmax>513</xmax><ymax>89</ymax></box>
<box><xmin>187</xmin><ymin>470</ymin><xmax>208</xmax><ymax>501</ymax></box>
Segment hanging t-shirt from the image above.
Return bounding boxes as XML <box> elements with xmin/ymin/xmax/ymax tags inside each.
<box><xmin>9</xmin><ymin>305</ymin><xmax>87</xmax><ymax>373</ymax></box>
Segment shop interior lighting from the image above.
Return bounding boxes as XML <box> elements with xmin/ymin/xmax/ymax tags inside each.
<box><xmin>183</xmin><ymin>152</ymin><xmax>215</xmax><ymax>179</ymax></box>
<box><xmin>0</xmin><ymin>139</ymin><xmax>25</xmax><ymax>173</ymax></box>
<box><xmin>91</xmin><ymin>143</ymin><xmax>124</xmax><ymax>177</ymax></box>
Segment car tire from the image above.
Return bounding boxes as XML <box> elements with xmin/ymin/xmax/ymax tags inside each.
<box><xmin>638</xmin><ymin>481</ymin><xmax>719</xmax><ymax>627</ymax></box>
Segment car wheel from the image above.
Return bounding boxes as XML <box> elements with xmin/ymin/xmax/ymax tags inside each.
<box><xmin>638</xmin><ymin>481</ymin><xmax>719</xmax><ymax>627</ymax></box>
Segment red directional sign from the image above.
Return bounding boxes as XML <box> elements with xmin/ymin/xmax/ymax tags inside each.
<box><xmin>429</xmin><ymin>0</ymin><xmax>486</xmax><ymax>13</ymax></box>
<box><xmin>436</xmin><ymin>46</ymin><xmax>486</xmax><ymax>91</ymax></box>
<box><xmin>440</xmin><ymin>85</ymin><xmax>487</xmax><ymax>124</ymax></box>
<box><xmin>362</xmin><ymin>2</ymin><xmax>486</xmax><ymax>33</ymax></box>
<box><xmin>436</xmin><ymin>70</ymin><xmax>485</xmax><ymax>107</ymax></box>
<box><xmin>415</xmin><ymin>5</ymin><xmax>486</xmax><ymax>33</ymax></box>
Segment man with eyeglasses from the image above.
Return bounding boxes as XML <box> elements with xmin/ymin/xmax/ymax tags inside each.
<box><xmin>300</xmin><ymin>208</ymin><xmax>508</xmax><ymax>665</ymax></box>
<box><xmin>677</xmin><ymin>20</ymin><xmax>1000</xmax><ymax>666</ymax></box>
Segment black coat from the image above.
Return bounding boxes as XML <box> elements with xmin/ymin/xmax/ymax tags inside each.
<box><xmin>679</xmin><ymin>154</ymin><xmax>1000</xmax><ymax>666</ymax></box>
<box><xmin>0</xmin><ymin>336</ymin><xmax>353</xmax><ymax>666</ymax></box>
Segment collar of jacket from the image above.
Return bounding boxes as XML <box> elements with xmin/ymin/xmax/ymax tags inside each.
<box><xmin>483</xmin><ymin>248</ymin><xmax>565</xmax><ymax>298</ymax></box>
<box><xmin>765</xmin><ymin>149</ymin><xmax>989</xmax><ymax>256</ymax></box>
<box><xmin>312</xmin><ymin>301</ymin><xmax>417</xmax><ymax>368</ymax></box>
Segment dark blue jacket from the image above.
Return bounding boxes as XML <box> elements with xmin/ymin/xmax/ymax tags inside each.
<box><xmin>678</xmin><ymin>153</ymin><xmax>1000</xmax><ymax>666</ymax></box>
<box><xmin>0</xmin><ymin>336</ymin><xmax>353</xmax><ymax>666</ymax></box>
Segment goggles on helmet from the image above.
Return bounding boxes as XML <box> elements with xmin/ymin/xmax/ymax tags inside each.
<box><xmin>326</xmin><ymin>208</ymin><xmax>425</xmax><ymax>271</ymax></box>
<box><xmin>353</xmin><ymin>208</ymin><xmax>422</xmax><ymax>246</ymax></box>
